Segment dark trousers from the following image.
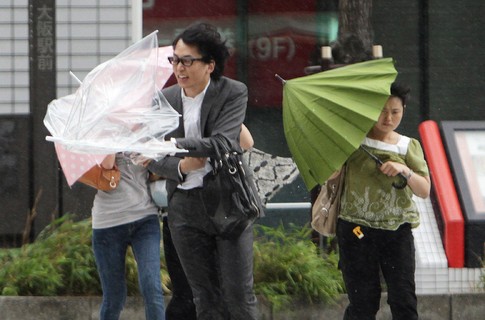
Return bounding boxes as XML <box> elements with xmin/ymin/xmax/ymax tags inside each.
<box><xmin>168</xmin><ymin>188</ymin><xmax>258</xmax><ymax>320</ymax></box>
<box><xmin>162</xmin><ymin>216</ymin><xmax>196</xmax><ymax>320</ymax></box>
<box><xmin>337</xmin><ymin>219</ymin><xmax>418</xmax><ymax>320</ymax></box>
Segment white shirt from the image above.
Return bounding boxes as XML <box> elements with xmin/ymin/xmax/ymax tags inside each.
<box><xmin>178</xmin><ymin>81</ymin><xmax>212</xmax><ymax>189</ymax></box>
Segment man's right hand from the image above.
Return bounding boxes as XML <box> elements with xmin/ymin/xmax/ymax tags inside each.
<box><xmin>180</xmin><ymin>157</ymin><xmax>207</xmax><ymax>174</ymax></box>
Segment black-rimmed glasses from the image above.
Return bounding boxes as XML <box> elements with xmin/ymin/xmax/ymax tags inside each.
<box><xmin>167</xmin><ymin>55</ymin><xmax>204</xmax><ymax>67</ymax></box>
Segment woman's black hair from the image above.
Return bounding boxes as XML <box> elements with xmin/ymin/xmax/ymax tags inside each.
<box><xmin>390</xmin><ymin>81</ymin><xmax>411</xmax><ymax>107</ymax></box>
<box><xmin>172</xmin><ymin>22</ymin><xmax>230</xmax><ymax>80</ymax></box>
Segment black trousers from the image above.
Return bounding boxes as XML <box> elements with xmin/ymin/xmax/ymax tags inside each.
<box><xmin>337</xmin><ymin>219</ymin><xmax>418</xmax><ymax>320</ymax></box>
<box><xmin>162</xmin><ymin>216</ymin><xmax>197</xmax><ymax>320</ymax></box>
<box><xmin>168</xmin><ymin>188</ymin><xmax>258</xmax><ymax>320</ymax></box>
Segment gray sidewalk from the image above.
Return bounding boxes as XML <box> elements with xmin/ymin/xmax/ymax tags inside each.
<box><xmin>1</xmin><ymin>293</ymin><xmax>484</xmax><ymax>319</ymax></box>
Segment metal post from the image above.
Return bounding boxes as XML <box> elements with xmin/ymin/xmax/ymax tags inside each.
<box><xmin>28</xmin><ymin>0</ymin><xmax>59</xmax><ymax>239</ymax></box>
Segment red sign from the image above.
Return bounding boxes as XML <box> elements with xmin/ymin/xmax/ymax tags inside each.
<box><xmin>248</xmin><ymin>27</ymin><xmax>317</xmax><ymax>107</ymax></box>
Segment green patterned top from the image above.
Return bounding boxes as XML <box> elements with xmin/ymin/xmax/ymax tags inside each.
<box><xmin>339</xmin><ymin>136</ymin><xmax>429</xmax><ymax>231</ymax></box>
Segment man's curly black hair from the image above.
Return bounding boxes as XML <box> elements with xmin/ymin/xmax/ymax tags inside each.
<box><xmin>172</xmin><ymin>22</ymin><xmax>230</xmax><ymax>80</ymax></box>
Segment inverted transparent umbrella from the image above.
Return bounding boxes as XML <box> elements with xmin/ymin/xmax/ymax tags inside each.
<box><xmin>44</xmin><ymin>31</ymin><xmax>183</xmax><ymax>186</ymax></box>
<box><xmin>277</xmin><ymin>58</ymin><xmax>398</xmax><ymax>190</ymax></box>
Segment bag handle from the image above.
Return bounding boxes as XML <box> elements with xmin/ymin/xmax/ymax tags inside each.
<box><xmin>209</xmin><ymin>135</ymin><xmax>241</xmax><ymax>174</ymax></box>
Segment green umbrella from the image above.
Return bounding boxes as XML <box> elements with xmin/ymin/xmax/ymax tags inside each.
<box><xmin>279</xmin><ymin>57</ymin><xmax>398</xmax><ymax>191</ymax></box>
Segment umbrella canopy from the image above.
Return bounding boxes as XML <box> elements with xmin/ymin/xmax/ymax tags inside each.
<box><xmin>44</xmin><ymin>31</ymin><xmax>181</xmax><ymax>186</ymax></box>
<box><xmin>281</xmin><ymin>58</ymin><xmax>398</xmax><ymax>190</ymax></box>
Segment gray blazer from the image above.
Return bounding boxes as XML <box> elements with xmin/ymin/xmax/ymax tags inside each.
<box><xmin>147</xmin><ymin>76</ymin><xmax>248</xmax><ymax>199</ymax></box>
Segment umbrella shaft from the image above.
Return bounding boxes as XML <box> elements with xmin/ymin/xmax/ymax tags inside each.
<box><xmin>360</xmin><ymin>145</ymin><xmax>383</xmax><ymax>165</ymax></box>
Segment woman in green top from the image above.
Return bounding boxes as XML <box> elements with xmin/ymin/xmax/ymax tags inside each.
<box><xmin>337</xmin><ymin>82</ymin><xmax>431</xmax><ymax>320</ymax></box>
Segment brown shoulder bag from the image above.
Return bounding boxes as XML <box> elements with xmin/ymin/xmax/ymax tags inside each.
<box><xmin>78</xmin><ymin>165</ymin><xmax>120</xmax><ymax>191</ymax></box>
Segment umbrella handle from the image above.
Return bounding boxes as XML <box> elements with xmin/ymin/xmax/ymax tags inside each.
<box><xmin>360</xmin><ymin>145</ymin><xmax>408</xmax><ymax>189</ymax></box>
<box><xmin>392</xmin><ymin>173</ymin><xmax>408</xmax><ymax>189</ymax></box>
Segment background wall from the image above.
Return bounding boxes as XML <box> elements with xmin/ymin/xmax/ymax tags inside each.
<box><xmin>373</xmin><ymin>0</ymin><xmax>485</xmax><ymax>132</ymax></box>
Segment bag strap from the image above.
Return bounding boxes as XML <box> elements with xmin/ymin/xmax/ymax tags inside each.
<box><xmin>335</xmin><ymin>163</ymin><xmax>347</xmax><ymax>204</ymax></box>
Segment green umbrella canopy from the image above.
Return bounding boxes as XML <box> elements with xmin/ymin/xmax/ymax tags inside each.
<box><xmin>281</xmin><ymin>58</ymin><xmax>398</xmax><ymax>190</ymax></box>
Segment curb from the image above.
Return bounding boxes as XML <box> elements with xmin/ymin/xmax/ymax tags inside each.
<box><xmin>0</xmin><ymin>293</ymin><xmax>484</xmax><ymax>319</ymax></box>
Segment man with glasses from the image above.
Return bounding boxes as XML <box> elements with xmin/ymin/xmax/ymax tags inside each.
<box><xmin>147</xmin><ymin>22</ymin><xmax>258</xmax><ymax>320</ymax></box>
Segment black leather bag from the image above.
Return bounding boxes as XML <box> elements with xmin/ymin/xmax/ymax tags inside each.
<box><xmin>202</xmin><ymin>135</ymin><xmax>264</xmax><ymax>239</ymax></box>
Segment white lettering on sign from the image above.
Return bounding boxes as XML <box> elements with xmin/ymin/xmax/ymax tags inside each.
<box><xmin>249</xmin><ymin>36</ymin><xmax>295</xmax><ymax>61</ymax></box>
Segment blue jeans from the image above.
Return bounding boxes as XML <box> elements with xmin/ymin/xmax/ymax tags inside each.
<box><xmin>92</xmin><ymin>215</ymin><xmax>165</xmax><ymax>320</ymax></box>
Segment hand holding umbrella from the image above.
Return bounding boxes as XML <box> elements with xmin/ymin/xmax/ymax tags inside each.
<box><xmin>359</xmin><ymin>144</ymin><xmax>407</xmax><ymax>189</ymax></box>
